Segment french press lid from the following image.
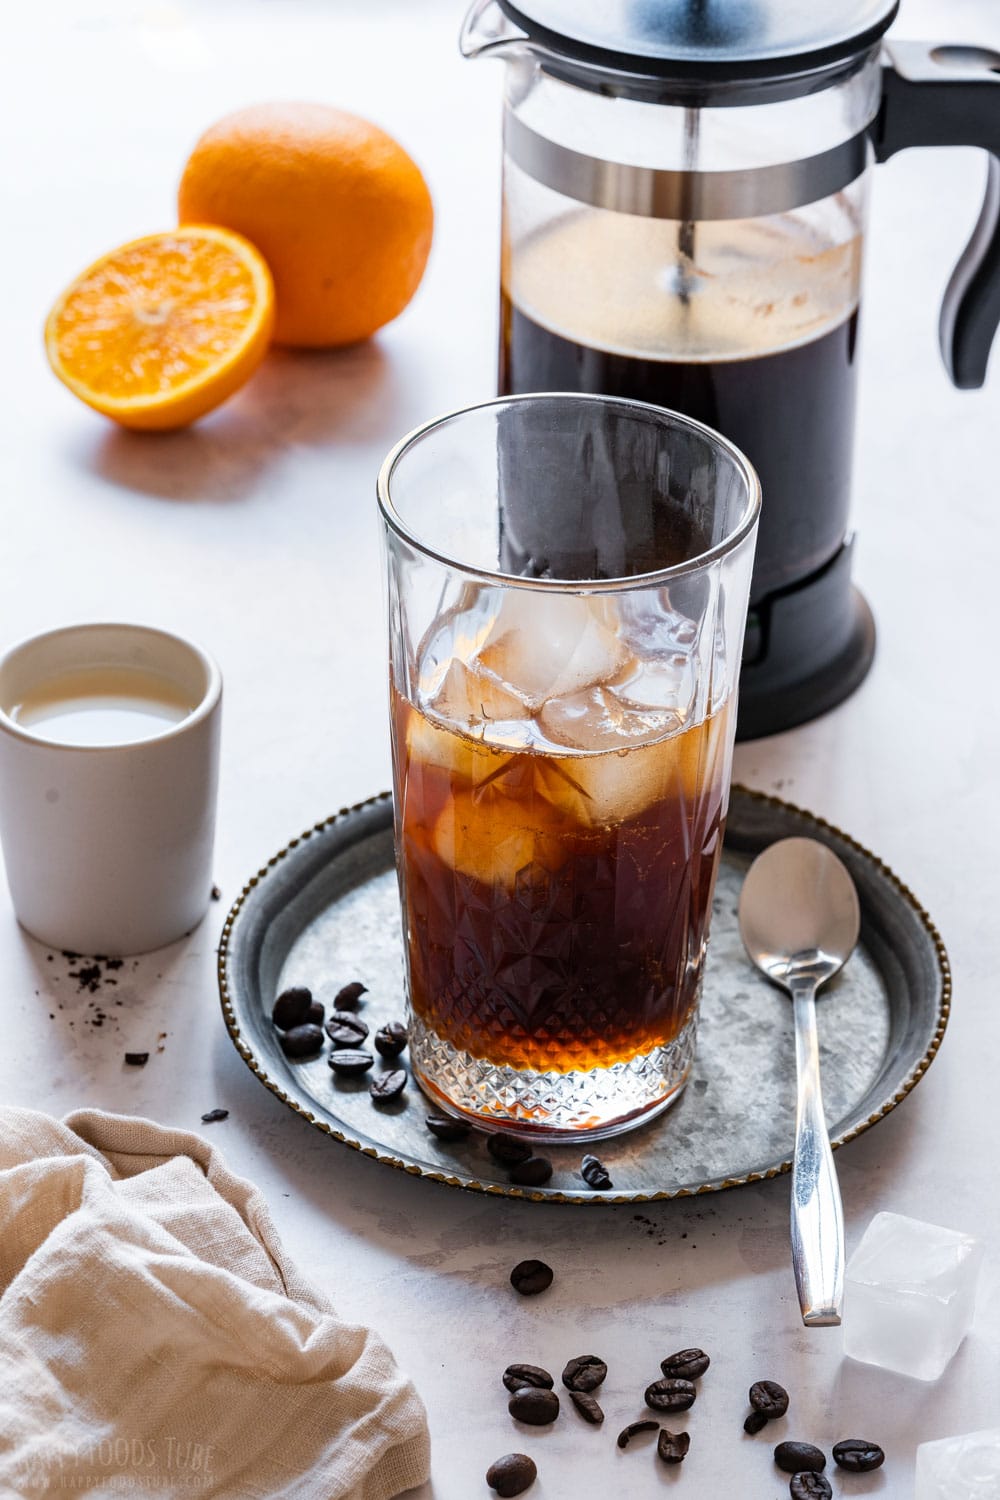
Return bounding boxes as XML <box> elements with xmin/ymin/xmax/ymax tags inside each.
<box><xmin>497</xmin><ymin>0</ymin><xmax>900</xmax><ymax>102</ymax></box>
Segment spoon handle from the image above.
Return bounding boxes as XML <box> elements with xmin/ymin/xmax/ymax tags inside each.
<box><xmin>789</xmin><ymin>975</ymin><xmax>845</xmax><ymax>1326</ymax></box>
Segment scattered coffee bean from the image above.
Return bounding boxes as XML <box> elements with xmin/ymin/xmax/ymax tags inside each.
<box><xmin>487</xmin><ymin>1132</ymin><xmax>533</xmax><ymax>1166</ymax></box>
<box><xmin>562</xmin><ymin>1355</ymin><xmax>607</xmax><ymax>1393</ymax></box>
<box><xmin>374</xmin><ymin>1022</ymin><xmax>408</xmax><ymax>1058</ymax></box>
<box><xmin>211</xmin><ymin>884</ymin><xmax>222</xmax><ymax>901</ymax></box>
<box><xmin>790</xmin><ymin>1474</ymin><xmax>832</xmax><ymax>1500</ymax></box>
<box><xmin>617</xmin><ymin>1420</ymin><xmax>660</xmax><ymax>1450</ymax></box>
<box><xmin>775</xmin><ymin>1442</ymin><xmax>826</xmax><ymax>1475</ymax></box>
<box><xmin>502</xmin><ymin>1364</ymin><xmax>553</xmax><ymax>1394</ymax></box>
<box><xmin>327</xmin><ymin>1048</ymin><xmax>375</xmax><ymax>1076</ymax></box>
<box><xmin>508</xmin><ymin>1388</ymin><xmax>559</xmax><ymax>1426</ymax></box>
<box><xmin>334</xmin><ymin>981</ymin><xmax>367</xmax><ymax>1009</ymax></box>
<box><xmin>272</xmin><ymin>986</ymin><xmax>313</xmax><ymax>1030</ymax></box>
<box><xmin>508</xmin><ymin>1156</ymin><xmax>553</xmax><ymax>1187</ymax></box>
<box><xmin>644</xmin><ymin>1378</ymin><xmax>696</xmax><ymax>1413</ymax></box>
<box><xmin>832</xmin><ymin>1439</ymin><xmax>885</xmax><ymax>1473</ymax></box>
<box><xmin>200</xmin><ymin>1108</ymin><xmax>229</xmax><ymax>1123</ymax></box>
<box><xmin>660</xmin><ymin>1348</ymin><xmax>710</xmax><ymax>1380</ymax></box>
<box><xmin>325</xmin><ymin>1012</ymin><xmax>370</xmax><ymax>1047</ymax></box>
<box><xmin>279</xmin><ymin>1023</ymin><xmax>325</xmax><ymax>1057</ymax></box>
<box><xmin>657</xmin><ymin>1430</ymin><xmax>691</xmax><ymax>1465</ymax></box>
<box><xmin>569</xmin><ymin>1391</ymin><xmax>604</xmax><ymax>1424</ymax></box>
<box><xmin>744</xmin><ymin>1411</ymin><xmax>769</xmax><ymax>1436</ymax></box>
<box><xmin>369</xmin><ymin>1069</ymin><xmax>407</xmax><ymax>1102</ymax></box>
<box><xmin>750</xmin><ymin>1380</ymin><xmax>790</xmax><ymax>1418</ymax></box>
<box><xmin>124</xmin><ymin>1052</ymin><xmax>149</xmax><ymax>1067</ymax></box>
<box><xmin>509</xmin><ymin>1259</ymin><xmax>553</xmax><ymax>1296</ymax></box>
<box><xmin>486</xmin><ymin>1453</ymin><xmax>537</xmax><ymax>1497</ymax></box>
<box><xmin>425</xmin><ymin>1114</ymin><xmax>469</xmax><ymax>1142</ymax></box>
<box><xmin>580</xmin><ymin>1154</ymin><xmax>613</xmax><ymax>1190</ymax></box>
<box><xmin>307</xmin><ymin>1000</ymin><xmax>325</xmax><ymax>1026</ymax></box>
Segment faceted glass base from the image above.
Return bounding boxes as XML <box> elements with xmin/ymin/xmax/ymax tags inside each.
<box><xmin>409</xmin><ymin>1008</ymin><xmax>698</xmax><ymax>1142</ymax></box>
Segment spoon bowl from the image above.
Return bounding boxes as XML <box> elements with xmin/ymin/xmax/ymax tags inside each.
<box><xmin>739</xmin><ymin>836</ymin><xmax>861</xmax><ymax>989</ymax></box>
<box><xmin>739</xmin><ymin>836</ymin><xmax>861</xmax><ymax>1327</ymax></box>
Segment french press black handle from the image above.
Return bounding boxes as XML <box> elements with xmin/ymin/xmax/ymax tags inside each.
<box><xmin>876</xmin><ymin>41</ymin><xmax>1000</xmax><ymax>390</ymax></box>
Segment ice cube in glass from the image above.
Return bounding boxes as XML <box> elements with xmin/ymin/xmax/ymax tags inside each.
<box><xmin>915</xmin><ymin>1428</ymin><xmax>1000</xmax><ymax>1499</ymax></box>
<box><xmin>844</xmin><ymin>1210</ymin><xmax>983</xmax><ymax>1381</ymax></box>
<box><xmin>477</xmin><ymin>591</ymin><xmax>627</xmax><ymax>706</ymax></box>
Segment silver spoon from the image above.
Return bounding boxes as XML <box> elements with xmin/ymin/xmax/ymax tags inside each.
<box><xmin>739</xmin><ymin>836</ymin><xmax>860</xmax><ymax>1327</ymax></box>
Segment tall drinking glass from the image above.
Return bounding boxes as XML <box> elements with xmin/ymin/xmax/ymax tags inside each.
<box><xmin>379</xmin><ymin>394</ymin><xmax>759</xmax><ymax>1140</ymax></box>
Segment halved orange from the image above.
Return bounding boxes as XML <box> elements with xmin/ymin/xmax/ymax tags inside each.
<box><xmin>44</xmin><ymin>226</ymin><xmax>275</xmax><ymax>430</ymax></box>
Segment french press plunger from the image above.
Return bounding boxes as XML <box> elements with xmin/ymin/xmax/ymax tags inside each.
<box><xmin>462</xmin><ymin>0</ymin><xmax>1000</xmax><ymax>738</ymax></box>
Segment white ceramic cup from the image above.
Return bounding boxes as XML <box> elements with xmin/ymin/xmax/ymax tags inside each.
<box><xmin>0</xmin><ymin>623</ymin><xmax>222</xmax><ymax>955</ymax></box>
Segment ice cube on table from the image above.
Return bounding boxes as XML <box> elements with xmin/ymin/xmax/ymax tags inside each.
<box><xmin>915</xmin><ymin>1428</ymin><xmax>1000</xmax><ymax>1499</ymax></box>
<box><xmin>844</xmin><ymin>1211</ymin><xmax>983</xmax><ymax>1381</ymax></box>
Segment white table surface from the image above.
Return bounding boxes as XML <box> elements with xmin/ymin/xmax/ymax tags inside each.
<box><xmin>3</xmin><ymin>1</ymin><xmax>999</xmax><ymax>1495</ymax></box>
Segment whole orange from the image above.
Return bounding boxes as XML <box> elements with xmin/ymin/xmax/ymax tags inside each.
<box><xmin>177</xmin><ymin>102</ymin><xmax>433</xmax><ymax>348</ymax></box>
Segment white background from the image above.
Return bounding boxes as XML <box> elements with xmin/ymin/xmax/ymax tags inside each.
<box><xmin>2</xmin><ymin>1</ymin><xmax>999</xmax><ymax>1495</ymax></box>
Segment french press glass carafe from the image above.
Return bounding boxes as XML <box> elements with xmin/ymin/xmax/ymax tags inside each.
<box><xmin>462</xmin><ymin>0</ymin><xmax>1000</xmax><ymax>738</ymax></box>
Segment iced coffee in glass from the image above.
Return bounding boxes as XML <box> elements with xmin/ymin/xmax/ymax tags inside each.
<box><xmin>379</xmin><ymin>395</ymin><xmax>758</xmax><ymax>1139</ymax></box>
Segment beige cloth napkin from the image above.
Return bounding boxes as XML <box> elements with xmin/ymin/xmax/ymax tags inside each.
<box><xmin>0</xmin><ymin>1107</ymin><xmax>430</xmax><ymax>1499</ymax></box>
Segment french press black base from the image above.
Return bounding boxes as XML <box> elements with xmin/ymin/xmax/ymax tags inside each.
<box><xmin>738</xmin><ymin>541</ymin><xmax>875</xmax><ymax>741</ymax></box>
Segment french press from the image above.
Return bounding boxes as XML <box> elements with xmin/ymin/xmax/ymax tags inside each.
<box><xmin>461</xmin><ymin>0</ymin><xmax>1000</xmax><ymax>739</ymax></box>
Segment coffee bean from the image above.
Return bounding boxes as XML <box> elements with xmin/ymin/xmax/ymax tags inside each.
<box><xmin>486</xmin><ymin>1453</ymin><xmax>537</xmax><ymax>1497</ymax></box>
<box><xmin>425</xmin><ymin>1114</ymin><xmax>469</xmax><ymax>1142</ymax></box>
<box><xmin>562</xmin><ymin>1355</ymin><xmax>607</xmax><ymax>1393</ymax></box>
<box><xmin>279</xmin><ymin>1024</ymin><xmax>325</xmax><ymax>1057</ymax></box>
<box><xmin>569</xmin><ymin>1391</ymin><xmax>604</xmax><ymax>1424</ymax></box>
<box><xmin>502</xmin><ymin>1364</ymin><xmax>553</xmax><ymax>1394</ymax></box>
<box><xmin>200</xmin><ymin>1108</ymin><xmax>229</xmax><ymax>1123</ymax></box>
<box><xmin>334</xmin><ymin>981</ymin><xmax>367</xmax><ymax>1009</ymax></box>
<box><xmin>750</xmin><ymin>1380</ymin><xmax>789</xmax><ymax>1418</ymax></box>
<box><xmin>272</xmin><ymin>986</ymin><xmax>312</xmax><ymax>1030</ymax></box>
<box><xmin>581</xmin><ymin>1154</ymin><xmax>612</xmax><ymax>1190</ymax></box>
<box><xmin>374</xmin><ymin>1022</ymin><xmax>408</xmax><ymax>1058</ymax></box>
<box><xmin>508</xmin><ymin>1388</ymin><xmax>559</xmax><ymax>1425</ymax></box>
<box><xmin>487</xmin><ymin>1132</ymin><xmax>533</xmax><ymax>1166</ymax></box>
<box><xmin>660</xmin><ymin>1348</ymin><xmax>710</xmax><ymax>1380</ymax></box>
<box><xmin>744</xmin><ymin>1411</ymin><xmax>769</xmax><ymax>1436</ymax></box>
<box><xmin>775</xmin><ymin>1442</ymin><xmax>825</xmax><ymax>1474</ymax></box>
<box><xmin>327</xmin><ymin>1048</ymin><xmax>374</xmax><ymax>1076</ymax></box>
<box><xmin>325</xmin><ymin>1012</ymin><xmax>369</xmax><ymax>1047</ymax></box>
<box><xmin>657</xmin><ymin>1430</ymin><xmax>690</xmax><ymax>1465</ymax></box>
<box><xmin>832</xmin><ymin>1439</ymin><xmax>885</xmax><ymax>1473</ymax></box>
<box><xmin>307</xmin><ymin>1000</ymin><xmax>325</xmax><ymax>1026</ymax></box>
<box><xmin>617</xmin><ymin>1420</ymin><xmax>660</xmax><ymax>1450</ymax></box>
<box><xmin>644</xmin><ymin>1378</ymin><xmax>696</xmax><ymax>1413</ymax></box>
<box><xmin>509</xmin><ymin>1259</ymin><xmax>553</xmax><ymax>1296</ymax></box>
<box><xmin>124</xmin><ymin>1052</ymin><xmax>149</xmax><ymax>1067</ymax></box>
<box><xmin>790</xmin><ymin>1475</ymin><xmax>832</xmax><ymax>1500</ymax></box>
<box><xmin>369</xmin><ymin>1069</ymin><xmax>407</xmax><ymax>1102</ymax></box>
<box><xmin>508</xmin><ymin>1157</ymin><xmax>553</xmax><ymax>1187</ymax></box>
